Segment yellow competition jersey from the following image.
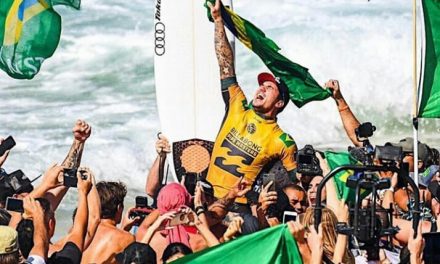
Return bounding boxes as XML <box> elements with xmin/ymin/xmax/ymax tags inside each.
<box><xmin>206</xmin><ymin>80</ymin><xmax>297</xmax><ymax>203</ymax></box>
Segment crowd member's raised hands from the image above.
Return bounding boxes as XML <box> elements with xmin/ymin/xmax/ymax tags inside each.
<box><xmin>258</xmin><ymin>181</ymin><xmax>277</xmax><ymax>214</ymax></box>
<box><xmin>23</xmin><ymin>196</ymin><xmax>49</xmax><ymax>261</ymax></box>
<box><xmin>308</xmin><ymin>224</ymin><xmax>324</xmax><ymax>264</ymax></box>
<box><xmin>222</xmin><ymin>216</ymin><xmax>243</xmax><ymax>242</ymax></box>
<box><xmin>155</xmin><ymin>133</ymin><xmax>171</xmax><ymax>155</ymax></box>
<box><xmin>408</xmin><ymin>223</ymin><xmax>424</xmax><ymax>264</ymax></box>
<box><xmin>0</xmin><ymin>137</ymin><xmax>11</xmax><ymax>168</ymax></box>
<box><xmin>77</xmin><ymin>167</ymin><xmax>93</xmax><ymax>195</ymax></box>
<box><xmin>73</xmin><ymin>119</ymin><xmax>92</xmax><ymax>143</ymax></box>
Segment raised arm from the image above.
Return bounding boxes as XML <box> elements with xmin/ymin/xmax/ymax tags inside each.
<box><xmin>24</xmin><ymin>197</ymin><xmax>49</xmax><ymax>261</ymax></box>
<box><xmin>66</xmin><ymin>168</ymin><xmax>92</xmax><ymax>251</ymax></box>
<box><xmin>206</xmin><ymin>177</ymin><xmax>250</xmax><ymax>225</ymax></box>
<box><xmin>45</xmin><ymin>120</ymin><xmax>92</xmax><ymax>211</ymax></box>
<box><xmin>84</xmin><ymin>170</ymin><xmax>100</xmax><ymax>249</ymax></box>
<box><xmin>145</xmin><ymin>134</ymin><xmax>170</xmax><ymax>197</ymax></box>
<box><xmin>325</xmin><ymin>80</ymin><xmax>362</xmax><ymax>147</ymax></box>
<box><xmin>208</xmin><ymin>0</ymin><xmax>235</xmax><ymax>80</ymax></box>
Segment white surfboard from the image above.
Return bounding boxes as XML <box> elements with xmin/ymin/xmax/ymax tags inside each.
<box><xmin>154</xmin><ymin>0</ymin><xmax>234</xmax><ymax>181</ymax></box>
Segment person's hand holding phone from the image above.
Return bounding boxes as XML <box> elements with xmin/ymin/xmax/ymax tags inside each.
<box><xmin>22</xmin><ymin>196</ymin><xmax>44</xmax><ymax>221</ymax></box>
<box><xmin>0</xmin><ymin>136</ymin><xmax>15</xmax><ymax>167</ymax></box>
<box><xmin>77</xmin><ymin>167</ymin><xmax>92</xmax><ymax>195</ymax></box>
<box><xmin>258</xmin><ymin>181</ymin><xmax>278</xmax><ymax>214</ymax></box>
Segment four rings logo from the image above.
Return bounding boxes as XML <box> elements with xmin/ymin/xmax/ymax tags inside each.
<box><xmin>155</xmin><ymin>22</ymin><xmax>165</xmax><ymax>56</ymax></box>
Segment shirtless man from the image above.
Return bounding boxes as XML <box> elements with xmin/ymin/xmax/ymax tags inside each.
<box><xmin>81</xmin><ymin>181</ymin><xmax>135</xmax><ymax>264</ymax></box>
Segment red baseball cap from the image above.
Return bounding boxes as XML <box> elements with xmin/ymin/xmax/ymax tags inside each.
<box><xmin>257</xmin><ymin>72</ymin><xmax>289</xmax><ymax>112</ymax></box>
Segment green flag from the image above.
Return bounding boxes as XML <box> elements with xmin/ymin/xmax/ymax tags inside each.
<box><xmin>204</xmin><ymin>0</ymin><xmax>331</xmax><ymax>108</ymax></box>
<box><xmin>325</xmin><ymin>151</ymin><xmax>372</xmax><ymax>203</ymax></box>
<box><xmin>0</xmin><ymin>0</ymin><xmax>80</xmax><ymax>79</ymax></box>
<box><xmin>418</xmin><ymin>0</ymin><xmax>440</xmax><ymax>118</ymax></box>
<box><xmin>172</xmin><ymin>225</ymin><xmax>303</xmax><ymax>264</ymax></box>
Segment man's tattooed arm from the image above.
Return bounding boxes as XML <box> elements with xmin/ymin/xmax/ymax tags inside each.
<box><xmin>61</xmin><ymin>140</ymin><xmax>84</xmax><ymax>168</ymax></box>
<box><xmin>214</xmin><ymin>17</ymin><xmax>235</xmax><ymax>80</ymax></box>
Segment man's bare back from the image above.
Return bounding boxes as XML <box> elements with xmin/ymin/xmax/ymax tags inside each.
<box><xmin>81</xmin><ymin>221</ymin><xmax>134</xmax><ymax>264</ymax></box>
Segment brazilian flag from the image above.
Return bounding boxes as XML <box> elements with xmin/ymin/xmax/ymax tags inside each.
<box><xmin>418</xmin><ymin>0</ymin><xmax>440</xmax><ymax>118</ymax></box>
<box><xmin>173</xmin><ymin>224</ymin><xmax>303</xmax><ymax>264</ymax></box>
<box><xmin>325</xmin><ymin>151</ymin><xmax>372</xmax><ymax>203</ymax></box>
<box><xmin>204</xmin><ymin>0</ymin><xmax>331</xmax><ymax>108</ymax></box>
<box><xmin>0</xmin><ymin>0</ymin><xmax>80</xmax><ymax>79</ymax></box>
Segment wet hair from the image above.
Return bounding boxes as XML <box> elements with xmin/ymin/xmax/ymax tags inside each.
<box><xmin>0</xmin><ymin>251</ymin><xmax>19</xmax><ymax>264</ymax></box>
<box><xmin>16</xmin><ymin>219</ymin><xmax>34</xmax><ymax>258</ymax></box>
<box><xmin>162</xmin><ymin>243</ymin><xmax>193</xmax><ymax>263</ymax></box>
<box><xmin>96</xmin><ymin>181</ymin><xmax>127</xmax><ymax>219</ymax></box>
<box><xmin>303</xmin><ymin>208</ymin><xmax>355</xmax><ymax>264</ymax></box>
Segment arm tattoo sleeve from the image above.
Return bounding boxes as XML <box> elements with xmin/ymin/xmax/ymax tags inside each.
<box><xmin>214</xmin><ymin>20</ymin><xmax>235</xmax><ymax>80</ymax></box>
<box><xmin>61</xmin><ymin>140</ymin><xmax>84</xmax><ymax>168</ymax></box>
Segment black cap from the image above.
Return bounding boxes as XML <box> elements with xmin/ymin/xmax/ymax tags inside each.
<box><xmin>116</xmin><ymin>242</ymin><xmax>157</xmax><ymax>264</ymax></box>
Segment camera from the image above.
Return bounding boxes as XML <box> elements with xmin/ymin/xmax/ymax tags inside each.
<box><xmin>296</xmin><ymin>145</ymin><xmax>322</xmax><ymax>176</ymax></box>
<box><xmin>63</xmin><ymin>168</ymin><xmax>87</xmax><ymax>188</ymax></box>
<box><xmin>355</xmin><ymin>122</ymin><xmax>376</xmax><ymax>140</ymax></box>
<box><xmin>374</xmin><ymin>145</ymin><xmax>402</xmax><ymax>165</ymax></box>
<box><xmin>3</xmin><ymin>170</ymin><xmax>33</xmax><ymax>194</ymax></box>
<box><xmin>349</xmin><ymin>123</ymin><xmax>376</xmax><ymax>165</ymax></box>
<box><xmin>128</xmin><ymin>196</ymin><xmax>153</xmax><ymax>226</ymax></box>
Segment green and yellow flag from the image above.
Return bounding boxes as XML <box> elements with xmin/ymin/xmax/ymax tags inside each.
<box><xmin>325</xmin><ymin>151</ymin><xmax>372</xmax><ymax>203</ymax></box>
<box><xmin>173</xmin><ymin>224</ymin><xmax>303</xmax><ymax>264</ymax></box>
<box><xmin>0</xmin><ymin>0</ymin><xmax>80</xmax><ymax>79</ymax></box>
<box><xmin>204</xmin><ymin>0</ymin><xmax>331</xmax><ymax>108</ymax></box>
<box><xmin>418</xmin><ymin>0</ymin><xmax>440</xmax><ymax>118</ymax></box>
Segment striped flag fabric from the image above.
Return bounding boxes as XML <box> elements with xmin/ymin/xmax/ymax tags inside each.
<box><xmin>418</xmin><ymin>0</ymin><xmax>440</xmax><ymax>118</ymax></box>
<box><xmin>325</xmin><ymin>151</ymin><xmax>372</xmax><ymax>203</ymax></box>
<box><xmin>204</xmin><ymin>0</ymin><xmax>331</xmax><ymax>108</ymax></box>
<box><xmin>172</xmin><ymin>224</ymin><xmax>303</xmax><ymax>264</ymax></box>
<box><xmin>0</xmin><ymin>0</ymin><xmax>80</xmax><ymax>79</ymax></box>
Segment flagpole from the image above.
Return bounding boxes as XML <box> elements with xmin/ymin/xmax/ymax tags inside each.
<box><xmin>412</xmin><ymin>0</ymin><xmax>419</xmax><ymax>186</ymax></box>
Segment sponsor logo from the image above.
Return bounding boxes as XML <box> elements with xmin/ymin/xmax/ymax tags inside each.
<box><xmin>247</xmin><ymin>123</ymin><xmax>256</xmax><ymax>134</ymax></box>
<box><xmin>154</xmin><ymin>0</ymin><xmax>165</xmax><ymax>56</ymax></box>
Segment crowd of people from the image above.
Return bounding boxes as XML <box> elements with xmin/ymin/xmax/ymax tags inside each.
<box><xmin>1</xmin><ymin>0</ymin><xmax>440</xmax><ymax>263</ymax></box>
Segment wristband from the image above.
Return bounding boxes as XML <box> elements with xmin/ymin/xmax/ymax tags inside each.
<box><xmin>195</xmin><ymin>206</ymin><xmax>205</xmax><ymax>216</ymax></box>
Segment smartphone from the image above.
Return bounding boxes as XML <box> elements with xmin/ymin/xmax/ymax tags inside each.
<box><xmin>262</xmin><ymin>173</ymin><xmax>277</xmax><ymax>192</ymax></box>
<box><xmin>63</xmin><ymin>168</ymin><xmax>78</xmax><ymax>188</ymax></box>
<box><xmin>169</xmin><ymin>212</ymin><xmax>194</xmax><ymax>226</ymax></box>
<box><xmin>0</xmin><ymin>136</ymin><xmax>16</xmax><ymax>156</ymax></box>
<box><xmin>5</xmin><ymin>197</ymin><xmax>24</xmax><ymax>213</ymax></box>
<box><xmin>283</xmin><ymin>211</ymin><xmax>298</xmax><ymax>223</ymax></box>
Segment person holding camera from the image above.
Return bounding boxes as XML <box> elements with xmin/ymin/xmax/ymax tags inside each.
<box><xmin>23</xmin><ymin>169</ymin><xmax>93</xmax><ymax>264</ymax></box>
<box><xmin>205</xmin><ymin>0</ymin><xmax>297</xmax><ymax>211</ymax></box>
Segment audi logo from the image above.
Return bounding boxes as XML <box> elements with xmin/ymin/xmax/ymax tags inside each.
<box><xmin>155</xmin><ymin>22</ymin><xmax>165</xmax><ymax>56</ymax></box>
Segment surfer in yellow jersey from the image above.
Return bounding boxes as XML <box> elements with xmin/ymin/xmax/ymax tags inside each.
<box><xmin>206</xmin><ymin>0</ymin><xmax>297</xmax><ymax>206</ymax></box>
